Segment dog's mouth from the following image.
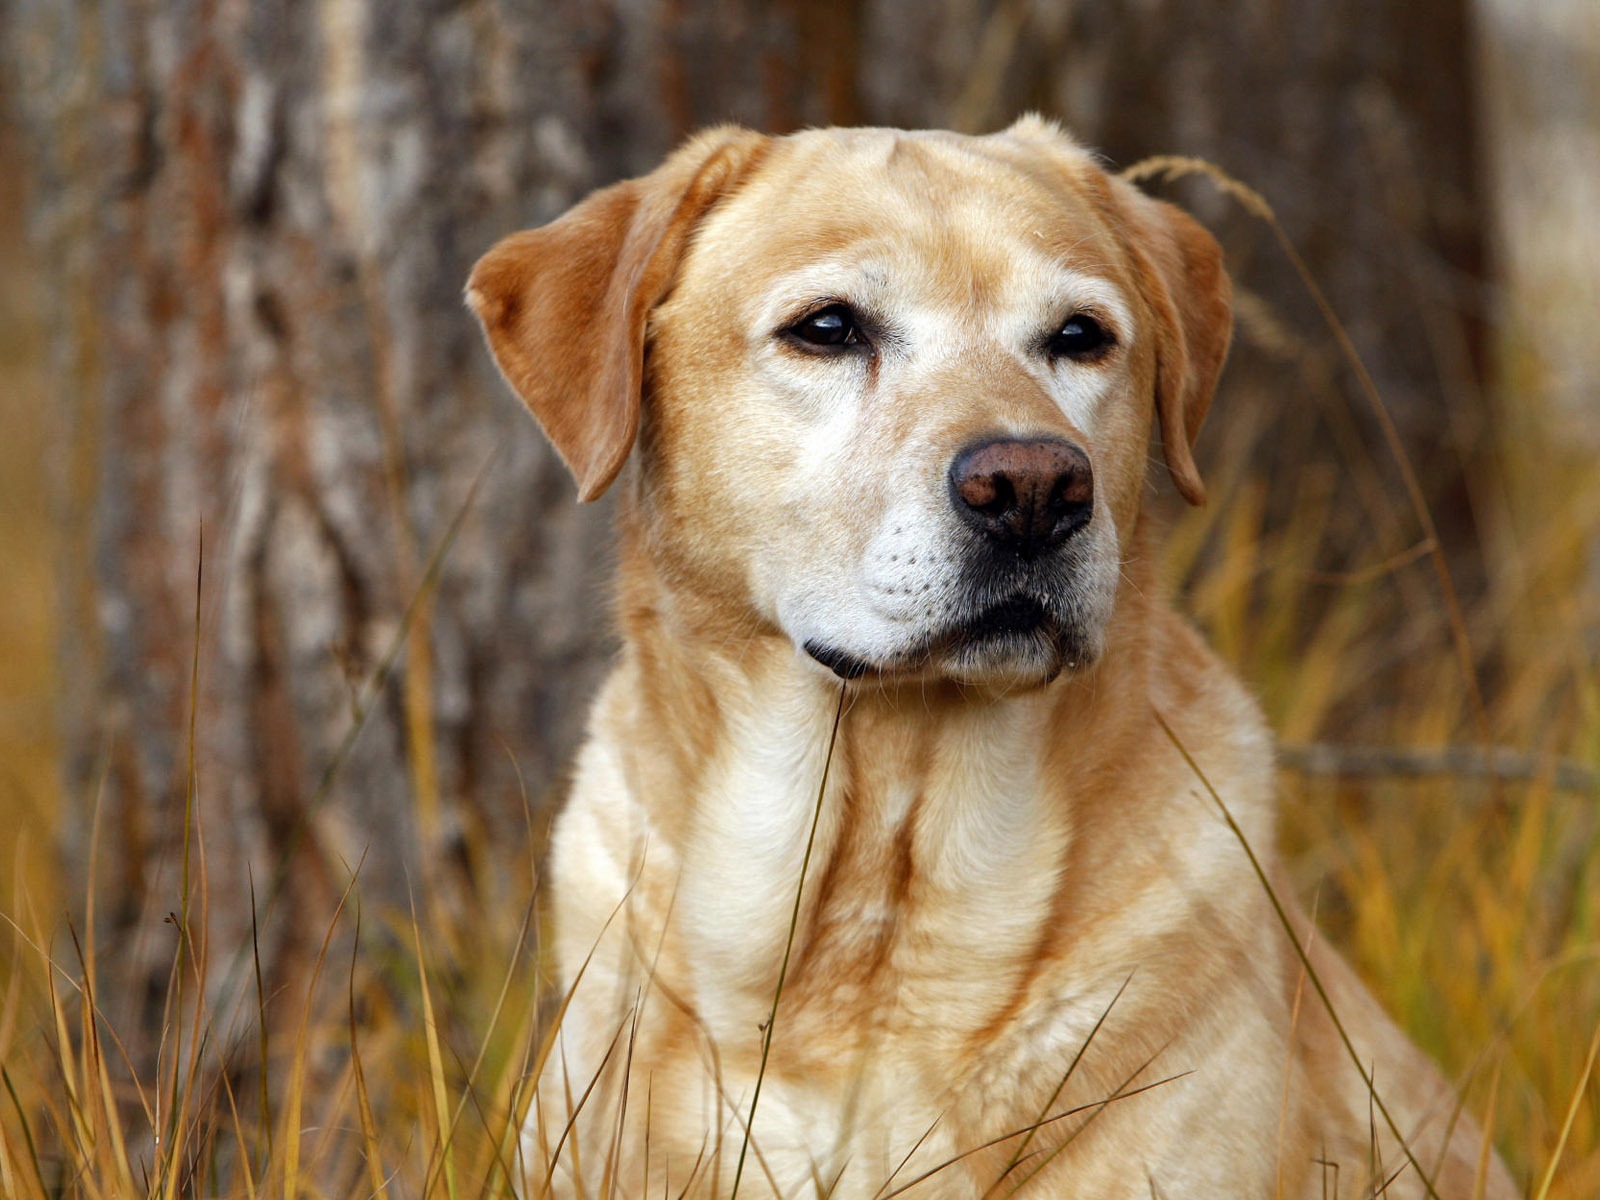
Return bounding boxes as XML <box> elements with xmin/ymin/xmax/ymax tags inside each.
<box><xmin>805</xmin><ymin>593</ymin><xmax>1071</xmax><ymax>683</ymax></box>
<box><xmin>957</xmin><ymin>594</ymin><xmax>1051</xmax><ymax>642</ymax></box>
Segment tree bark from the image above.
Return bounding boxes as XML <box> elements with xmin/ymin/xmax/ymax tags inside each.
<box><xmin>4</xmin><ymin>0</ymin><xmax>1490</xmax><ymax>1043</ymax></box>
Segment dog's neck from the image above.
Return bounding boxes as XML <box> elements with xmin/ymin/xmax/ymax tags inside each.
<box><xmin>598</xmin><ymin>510</ymin><xmax>1219</xmax><ymax>1042</ymax></box>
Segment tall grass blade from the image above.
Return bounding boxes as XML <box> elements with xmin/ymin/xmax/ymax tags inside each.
<box><xmin>66</xmin><ymin>921</ymin><xmax>134</xmax><ymax>1195</ymax></box>
<box><xmin>539</xmin><ymin>1007</ymin><xmax>634</xmax><ymax>1197</ymax></box>
<box><xmin>983</xmin><ymin>974</ymin><xmax>1131</xmax><ymax>1197</ymax></box>
<box><xmin>1470</xmin><ymin>1057</ymin><xmax>1503</xmax><ymax>1200</ymax></box>
<box><xmin>599</xmin><ymin>1001</ymin><xmax>641</xmax><ymax>1199</ymax></box>
<box><xmin>1531</xmin><ymin>1005</ymin><xmax>1600</xmax><ymax>1200</ymax></box>
<box><xmin>1155</xmin><ymin>709</ymin><xmax>1442</xmax><ymax>1200</ymax></box>
<box><xmin>1004</xmin><ymin>1049</ymin><xmax>1187</xmax><ymax>1195</ymax></box>
<box><xmin>347</xmin><ymin>908</ymin><xmax>386</xmax><ymax>1200</ymax></box>
<box><xmin>887</xmin><ymin>1066</ymin><xmax>1191</xmax><ymax>1199</ymax></box>
<box><xmin>870</xmin><ymin>1112</ymin><xmax>944</xmax><ymax>1200</ymax></box>
<box><xmin>1274</xmin><ymin>894</ymin><xmax>1315</xmax><ymax>1200</ymax></box>
<box><xmin>217</xmin><ymin>1062</ymin><xmax>260</xmax><ymax>1200</ymax></box>
<box><xmin>281</xmin><ymin>859</ymin><xmax>363</xmax><ymax>1200</ymax></box>
<box><xmin>2</xmin><ymin>1066</ymin><xmax>47</xmax><ymax>1197</ymax></box>
<box><xmin>249</xmin><ymin>870</ymin><xmax>274</xmax><ymax>1178</ymax></box>
<box><xmin>728</xmin><ymin>682</ymin><xmax>848</xmax><ymax>1200</ymax></box>
<box><xmin>435</xmin><ymin>889</ymin><xmax>537</xmax><ymax>1184</ymax></box>
<box><xmin>411</xmin><ymin>896</ymin><xmax>459</xmax><ymax>1200</ymax></box>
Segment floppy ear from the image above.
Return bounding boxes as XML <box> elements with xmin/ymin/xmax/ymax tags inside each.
<box><xmin>1110</xmin><ymin>179</ymin><xmax>1233</xmax><ymax>506</ymax></box>
<box><xmin>466</xmin><ymin>127</ymin><xmax>768</xmax><ymax>501</ymax></box>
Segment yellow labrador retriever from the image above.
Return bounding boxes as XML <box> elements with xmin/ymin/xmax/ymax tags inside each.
<box><xmin>468</xmin><ymin>119</ymin><xmax>1514</xmax><ymax>1200</ymax></box>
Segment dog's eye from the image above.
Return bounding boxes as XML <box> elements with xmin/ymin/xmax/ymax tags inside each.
<box><xmin>1048</xmin><ymin>314</ymin><xmax>1111</xmax><ymax>360</ymax></box>
<box><xmin>788</xmin><ymin>304</ymin><xmax>864</xmax><ymax>350</ymax></box>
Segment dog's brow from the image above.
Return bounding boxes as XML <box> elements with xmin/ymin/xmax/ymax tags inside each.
<box><xmin>752</xmin><ymin>259</ymin><xmax>902</xmax><ymax>336</ymax></box>
<box><xmin>1017</xmin><ymin>261</ymin><xmax>1135</xmax><ymax>338</ymax></box>
<box><xmin>763</xmin><ymin>258</ymin><xmax>891</xmax><ymax>302</ymax></box>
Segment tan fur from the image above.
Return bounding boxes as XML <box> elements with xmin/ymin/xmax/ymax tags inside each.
<box><xmin>469</xmin><ymin>119</ymin><xmax>1516</xmax><ymax>1199</ymax></box>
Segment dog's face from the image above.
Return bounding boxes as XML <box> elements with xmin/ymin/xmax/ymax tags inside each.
<box><xmin>469</xmin><ymin>119</ymin><xmax>1231</xmax><ymax>689</ymax></box>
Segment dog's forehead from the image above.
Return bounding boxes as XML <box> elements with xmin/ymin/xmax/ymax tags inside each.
<box><xmin>686</xmin><ymin>126</ymin><xmax>1131</xmax><ymax>302</ymax></box>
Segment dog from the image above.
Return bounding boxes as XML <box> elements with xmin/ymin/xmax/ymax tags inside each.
<box><xmin>468</xmin><ymin>118</ymin><xmax>1515</xmax><ymax>1199</ymax></box>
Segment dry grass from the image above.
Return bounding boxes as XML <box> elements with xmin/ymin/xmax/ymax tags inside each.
<box><xmin>1164</xmin><ymin>422</ymin><xmax>1600</xmax><ymax>1196</ymax></box>
<box><xmin>0</xmin><ymin>169</ymin><xmax>1596</xmax><ymax>1197</ymax></box>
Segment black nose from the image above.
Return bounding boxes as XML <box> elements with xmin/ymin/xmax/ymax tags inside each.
<box><xmin>949</xmin><ymin>437</ymin><xmax>1094</xmax><ymax>556</ymax></box>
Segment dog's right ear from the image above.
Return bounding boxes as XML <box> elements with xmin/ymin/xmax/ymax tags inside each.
<box><xmin>466</xmin><ymin>128</ymin><xmax>768</xmax><ymax>501</ymax></box>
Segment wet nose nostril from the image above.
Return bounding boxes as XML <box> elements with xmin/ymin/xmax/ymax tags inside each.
<box><xmin>949</xmin><ymin>436</ymin><xmax>1094</xmax><ymax>556</ymax></box>
<box><xmin>957</xmin><ymin>472</ymin><xmax>1014</xmax><ymax>517</ymax></box>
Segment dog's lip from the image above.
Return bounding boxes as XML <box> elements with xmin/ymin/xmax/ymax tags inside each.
<box><xmin>802</xmin><ymin>639</ymin><xmax>875</xmax><ymax>680</ymax></box>
<box><xmin>803</xmin><ymin>594</ymin><xmax>1063</xmax><ymax>681</ymax></box>
<box><xmin>955</xmin><ymin>594</ymin><xmax>1052</xmax><ymax>641</ymax></box>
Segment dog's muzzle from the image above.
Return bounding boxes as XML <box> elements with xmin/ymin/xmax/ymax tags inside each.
<box><xmin>803</xmin><ymin>435</ymin><xmax>1108</xmax><ymax>685</ymax></box>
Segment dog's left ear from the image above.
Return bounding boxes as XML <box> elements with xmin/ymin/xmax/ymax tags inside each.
<box><xmin>1110</xmin><ymin>179</ymin><xmax>1233</xmax><ymax>506</ymax></box>
<box><xmin>466</xmin><ymin>127</ymin><xmax>769</xmax><ymax>501</ymax></box>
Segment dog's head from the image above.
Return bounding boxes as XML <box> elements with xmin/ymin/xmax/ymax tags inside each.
<box><xmin>468</xmin><ymin>119</ymin><xmax>1231</xmax><ymax>689</ymax></box>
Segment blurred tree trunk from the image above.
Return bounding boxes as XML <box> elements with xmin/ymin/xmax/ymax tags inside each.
<box><xmin>4</xmin><ymin>0</ymin><xmax>1488</xmax><ymax>1045</ymax></box>
<box><xmin>1476</xmin><ymin>0</ymin><xmax>1600</xmax><ymax>453</ymax></box>
<box><xmin>2</xmin><ymin>0</ymin><xmax>877</xmax><ymax>1052</ymax></box>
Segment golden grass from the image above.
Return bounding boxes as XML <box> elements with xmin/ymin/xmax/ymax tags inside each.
<box><xmin>1166</xmin><ymin>399</ymin><xmax>1600</xmax><ymax>1199</ymax></box>
<box><xmin>1</xmin><ymin>172</ymin><xmax>1596</xmax><ymax>1197</ymax></box>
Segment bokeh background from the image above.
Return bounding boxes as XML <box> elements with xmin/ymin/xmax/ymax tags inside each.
<box><xmin>0</xmin><ymin>2</ymin><xmax>1596</xmax><ymax>1195</ymax></box>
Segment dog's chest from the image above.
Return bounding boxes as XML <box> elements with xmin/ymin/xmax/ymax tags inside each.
<box><xmin>676</xmin><ymin>696</ymin><xmax>1068</xmax><ymax>1058</ymax></box>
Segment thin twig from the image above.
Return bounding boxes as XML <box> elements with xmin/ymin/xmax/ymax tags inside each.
<box><xmin>1304</xmin><ymin>538</ymin><xmax>1436</xmax><ymax>586</ymax></box>
<box><xmin>1277</xmin><ymin>742</ymin><xmax>1596</xmax><ymax>795</ymax></box>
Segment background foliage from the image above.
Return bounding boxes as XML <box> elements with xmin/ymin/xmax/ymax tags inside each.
<box><xmin>0</xmin><ymin>1</ymin><xmax>1596</xmax><ymax>1195</ymax></box>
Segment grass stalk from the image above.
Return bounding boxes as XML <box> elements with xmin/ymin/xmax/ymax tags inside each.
<box><xmin>728</xmin><ymin>682</ymin><xmax>848</xmax><ymax>1200</ymax></box>
<box><xmin>1531</xmin><ymin>1006</ymin><xmax>1600</xmax><ymax>1200</ymax></box>
<box><xmin>1155</xmin><ymin>709</ymin><xmax>1442</xmax><ymax>1200</ymax></box>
